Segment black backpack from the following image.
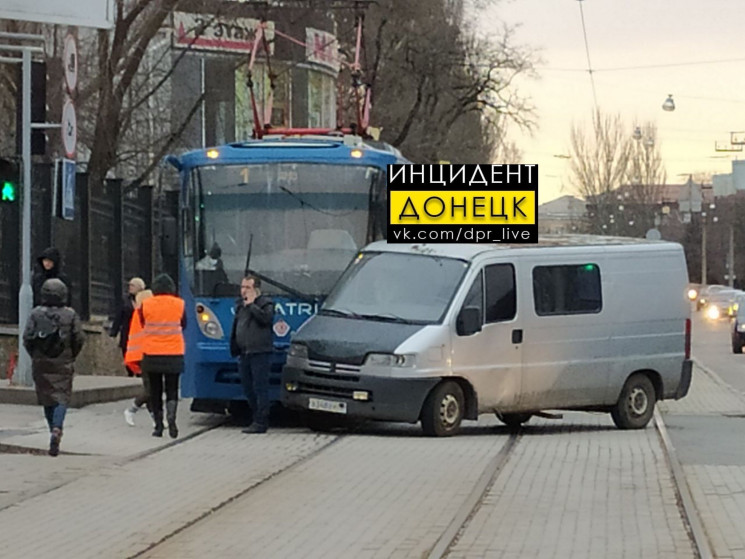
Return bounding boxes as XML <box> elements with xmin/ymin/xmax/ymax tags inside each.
<box><xmin>32</xmin><ymin>311</ymin><xmax>66</xmax><ymax>359</ymax></box>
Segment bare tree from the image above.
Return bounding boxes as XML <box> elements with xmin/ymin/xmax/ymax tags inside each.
<box><xmin>620</xmin><ymin>122</ymin><xmax>667</xmax><ymax>236</ymax></box>
<box><xmin>568</xmin><ymin>110</ymin><xmax>632</xmax><ymax>234</ymax></box>
<box><xmin>83</xmin><ymin>0</ymin><xmax>182</xmax><ymax>190</ymax></box>
<box><xmin>335</xmin><ymin>0</ymin><xmax>536</xmax><ymax>163</ymax></box>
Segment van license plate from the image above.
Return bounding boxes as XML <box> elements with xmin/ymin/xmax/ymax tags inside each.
<box><xmin>308</xmin><ymin>398</ymin><xmax>347</xmax><ymax>414</ymax></box>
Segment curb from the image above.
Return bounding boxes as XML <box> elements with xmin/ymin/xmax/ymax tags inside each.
<box><xmin>654</xmin><ymin>407</ymin><xmax>714</xmax><ymax>559</ymax></box>
<box><xmin>0</xmin><ymin>383</ymin><xmax>142</xmax><ymax>408</ymax></box>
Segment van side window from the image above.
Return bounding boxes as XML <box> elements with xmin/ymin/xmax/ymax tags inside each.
<box><xmin>484</xmin><ymin>264</ymin><xmax>516</xmax><ymax>323</ymax></box>
<box><xmin>533</xmin><ymin>264</ymin><xmax>602</xmax><ymax>315</ymax></box>
<box><xmin>461</xmin><ymin>271</ymin><xmax>484</xmax><ymax>321</ymax></box>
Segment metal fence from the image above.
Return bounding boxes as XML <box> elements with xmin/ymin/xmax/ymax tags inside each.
<box><xmin>0</xmin><ymin>164</ymin><xmax>162</xmax><ymax>323</ymax></box>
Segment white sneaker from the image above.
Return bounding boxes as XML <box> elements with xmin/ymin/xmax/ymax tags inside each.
<box><xmin>124</xmin><ymin>407</ymin><xmax>136</xmax><ymax>427</ymax></box>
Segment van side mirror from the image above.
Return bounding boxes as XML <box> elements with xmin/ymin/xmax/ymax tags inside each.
<box><xmin>457</xmin><ymin>306</ymin><xmax>482</xmax><ymax>336</ymax></box>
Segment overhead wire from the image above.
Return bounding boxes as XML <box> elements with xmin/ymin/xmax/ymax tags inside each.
<box><xmin>577</xmin><ymin>0</ymin><xmax>597</xmax><ymax>111</ymax></box>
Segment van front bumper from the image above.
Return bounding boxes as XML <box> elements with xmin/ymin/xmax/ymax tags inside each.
<box><xmin>675</xmin><ymin>359</ymin><xmax>693</xmax><ymax>399</ymax></box>
<box><xmin>281</xmin><ymin>365</ymin><xmax>440</xmax><ymax>423</ymax></box>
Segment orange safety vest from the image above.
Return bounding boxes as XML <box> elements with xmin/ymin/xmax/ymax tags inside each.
<box><xmin>140</xmin><ymin>295</ymin><xmax>185</xmax><ymax>356</ymax></box>
<box><xmin>124</xmin><ymin>311</ymin><xmax>145</xmax><ymax>375</ymax></box>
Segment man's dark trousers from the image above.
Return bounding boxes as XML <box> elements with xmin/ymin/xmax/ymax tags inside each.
<box><xmin>239</xmin><ymin>352</ymin><xmax>271</xmax><ymax>427</ymax></box>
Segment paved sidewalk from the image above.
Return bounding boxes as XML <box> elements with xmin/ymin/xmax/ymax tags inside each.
<box><xmin>0</xmin><ymin>398</ymin><xmax>223</xmax><ymax>510</ymax></box>
<box><xmin>0</xmin><ymin>428</ymin><xmax>334</xmax><ymax>559</ymax></box>
<box><xmin>660</xmin><ymin>363</ymin><xmax>745</xmax><ymax>559</ymax></box>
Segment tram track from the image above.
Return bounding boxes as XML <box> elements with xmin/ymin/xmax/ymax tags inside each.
<box><xmin>127</xmin><ymin>410</ymin><xmax>711</xmax><ymax>559</ymax></box>
<box><xmin>127</xmin><ymin>432</ymin><xmax>343</xmax><ymax>559</ymax></box>
<box><xmin>425</xmin><ymin>412</ymin><xmax>713</xmax><ymax>559</ymax></box>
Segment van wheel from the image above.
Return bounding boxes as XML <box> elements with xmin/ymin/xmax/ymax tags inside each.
<box><xmin>421</xmin><ymin>381</ymin><xmax>464</xmax><ymax>437</ymax></box>
<box><xmin>496</xmin><ymin>412</ymin><xmax>532</xmax><ymax>428</ymax></box>
<box><xmin>611</xmin><ymin>374</ymin><xmax>656</xmax><ymax>429</ymax></box>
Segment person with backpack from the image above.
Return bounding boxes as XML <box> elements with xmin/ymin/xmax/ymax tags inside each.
<box><xmin>22</xmin><ymin>278</ymin><xmax>85</xmax><ymax>457</ymax></box>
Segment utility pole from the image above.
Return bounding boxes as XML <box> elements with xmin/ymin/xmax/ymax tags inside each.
<box><xmin>701</xmin><ymin>215</ymin><xmax>707</xmax><ymax>285</ymax></box>
<box><xmin>728</xmin><ymin>224</ymin><xmax>735</xmax><ymax>288</ymax></box>
<box><xmin>0</xmin><ymin>33</ymin><xmax>44</xmax><ymax>386</ymax></box>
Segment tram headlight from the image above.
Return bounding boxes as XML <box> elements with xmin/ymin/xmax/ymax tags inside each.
<box><xmin>195</xmin><ymin>303</ymin><xmax>224</xmax><ymax>339</ymax></box>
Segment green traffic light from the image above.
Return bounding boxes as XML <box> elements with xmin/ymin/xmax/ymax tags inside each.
<box><xmin>1</xmin><ymin>181</ymin><xmax>16</xmax><ymax>202</ymax></box>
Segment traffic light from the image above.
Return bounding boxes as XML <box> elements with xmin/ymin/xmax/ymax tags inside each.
<box><xmin>0</xmin><ymin>158</ymin><xmax>19</xmax><ymax>203</ymax></box>
<box><xmin>15</xmin><ymin>61</ymin><xmax>47</xmax><ymax>156</ymax></box>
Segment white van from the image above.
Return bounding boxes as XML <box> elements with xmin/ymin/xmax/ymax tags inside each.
<box><xmin>282</xmin><ymin>236</ymin><xmax>693</xmax><ymax>436</ymax></box>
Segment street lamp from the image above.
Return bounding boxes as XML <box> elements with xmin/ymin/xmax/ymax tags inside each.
<box><xmin>662</xmin><ymin>94</ymin><xmax>675</xmax><ymax>112</ymax></box>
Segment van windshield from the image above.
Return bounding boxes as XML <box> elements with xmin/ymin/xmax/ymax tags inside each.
<box><xmin>320</xmin><ymin>251</ymin><xmax>469</xmax><ymax>324</ymax></box>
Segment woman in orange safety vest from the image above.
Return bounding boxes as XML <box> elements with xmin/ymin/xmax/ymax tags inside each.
<box><xmin>123</xmin><ymin>289</ymin><xmax>153</xmax><ymax>426</ymax></box>
<box><xmin>138</xmin><ymin>274</ymin><xmax>186</xmax><ymax>438</ymax></box>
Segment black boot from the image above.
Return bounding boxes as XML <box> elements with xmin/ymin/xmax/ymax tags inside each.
<box><xmin>152</xmin><ymin>411</ymin><xmax>164</xmax><ymax>437</ymax></box>
<box><xmin>166</xmin><ymin>400</ymin><xmax>178</xmax><ymax>439</ymax></box>
<box><xmin>49</xmin><ymin>427</ymin><xmax>62</xmax><ymax>456</ymax></box>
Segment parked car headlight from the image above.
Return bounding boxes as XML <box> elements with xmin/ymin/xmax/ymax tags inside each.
<box><xmin>365</xmin><ymin>353</ymin><xmax>416</xmax><ymax>367</ymax></box>
<box><xmin>288</xmin><ymin>343</ymin><xmax>308</xmax><ymax>359</ymax></box>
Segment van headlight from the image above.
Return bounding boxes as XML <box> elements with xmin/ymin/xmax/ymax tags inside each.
<box><xmin>288</xmin><ymin>343</ymin><xmax>308</xmax><ymax>359</ymax></box>
<box><xmin>365</xmin><ymin>353</ymin><xmax>416</xmax><ymax>367</ymax></box>
<box><xmin>195</xmin><ymin>303</ymin><xmax>224</xmax><ymax>339</ymax></box>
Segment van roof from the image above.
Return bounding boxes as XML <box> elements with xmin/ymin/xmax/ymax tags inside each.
<box><xmin>365</xmin><ymin>235</ymin><xmax>680</xmax><ymax>260</ymax></box>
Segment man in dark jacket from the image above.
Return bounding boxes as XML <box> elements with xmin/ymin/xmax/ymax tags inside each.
<box><xmin>32</xmin><ymin>247</ymin><xmax>71</xmax><ymax>307</ymax></box>
<box><xmin>23</xmin><ymin>278</ymin><xmax>85</xmax><ymax>456</ymax></box>
<box><xmin>230</xmin><ymin>274</ymin><xmax>274</xmax><ymax>434</ymax></box>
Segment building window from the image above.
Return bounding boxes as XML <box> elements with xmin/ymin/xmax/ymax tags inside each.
<box><xmin>308</xmin><ymin>70</ymin><xmax>336</xmax><ymax>128</ymax></box>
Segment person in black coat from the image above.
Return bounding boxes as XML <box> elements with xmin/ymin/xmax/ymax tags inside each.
<box><xmin>23</xmin><ymin>278</ymin><xmax>85</xmax><ymax>456</ymax></box>
<box><xmin>32</xmin><ymin>247</ymin><xmax>71</xmax><ymax>307</ymax></box>
<box><xmin>230</xmin><ymin>274</ymin><xmax>274</xmax><ymax>434</ymax></box>
<box><xmin>109</xmin><ymin>277</ymin><xmax>146</xmax><ymax>375</ymax></box>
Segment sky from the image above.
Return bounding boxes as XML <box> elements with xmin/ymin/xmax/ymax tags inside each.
<box><xmin>482</xmin><ymin>0</ymin><xmax>745</xmax><ymax>204</ymax></box>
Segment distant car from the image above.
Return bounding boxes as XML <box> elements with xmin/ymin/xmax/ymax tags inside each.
<box><xmin>732</xmin><ymin>295</ymin><xmax>745</xmax><ymax>353</ymax></box>
<box><xmin>686</xmin><ymin>283</ymin><xmax>701</xmax><ymax>303</ymax></box>
<box><xmin>726</xmin><ymin>291</ymin><xmax>745</xmax><ymax>317</ymax></box>
<box><xmin>703</xmin><ymin>289</ymin><xmax>739</xmax><ymax>321</ymax></box>
<box><xmin>697</xmin><ymin>284</ymin><xmax>728</xmax><ymax>312</ymax></box>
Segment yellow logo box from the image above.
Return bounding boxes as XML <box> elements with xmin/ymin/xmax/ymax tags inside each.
<box><xmin>389</xmin><ymin>190</ymin><xmax>536</xmax><ymax>226</ymax></box>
